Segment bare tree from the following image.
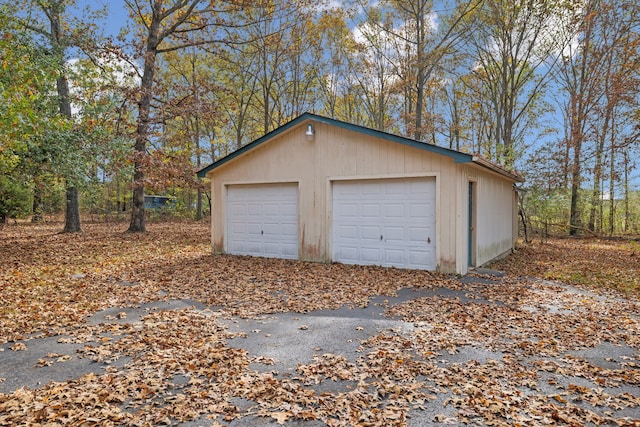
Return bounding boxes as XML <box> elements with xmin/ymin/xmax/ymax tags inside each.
<box><xmin>360</xmin><ymin>0</ymin><xmax>482</xmax><ymax>141</ymax></box>
<box><xmin>459</xmin><ymin>0</ymin><xmax>573</xmax><ymax>168</ymax></box>
<box><xmin>554</xmin><ymin>0</ymin><xmax>640</xmax><ymax>235</ymax></box>
<box><xmin>584</xmin><ymin>2</ymin><xmax>640</xmax><ymax>233</ymax></box>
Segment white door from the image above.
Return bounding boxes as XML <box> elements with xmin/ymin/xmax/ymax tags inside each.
<box><xmin>227</xmin><ymin>183</ymin><xmax>298</xmax><ymax>259</ymax></box>
<box><xmin>332</xmin><ymin>178</ymin><xmax>436</xmax><ymax>270</ymax></box>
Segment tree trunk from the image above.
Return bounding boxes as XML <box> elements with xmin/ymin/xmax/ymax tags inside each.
<box><xmin>608</xmin><ymin>120</ymin><xmax>616</xmax><ymax>235</ymax></box>
<box><xmin>129</xmin><ymin>185</ymin><xmax>145</xmax><ymax>231</ymax></box>
<box><xmin>413</xmin><ymin>0</ymin><xmax>426</xmax><ymax>141</ymax></box>
<box><xmin>568</xmin><ymin>94</ymin><xmax>583</xmax><ymax>236</ymax></box>
<box><xmin>32</xmin><ymin>180</ymin><xmax>44</xmax><ymax>223</ymax></box>
<box><xmin>116</xmin><ymin>177</ymin><xmax>122</xmax><ymax>213</ymax></box>
<box><xmin>414</xmin><ymin>58</ymin><xmax>425</xmax><ymax>140</ymax></box>
<box><xmin>194</xmin><ymin>111</ymin><xmax>203</xmax><ymax>221</ymax></box>
<box><xmin>569</xmin><ymin>165</ymin><xmax>581</xmax><ymax>236</ymax></box>
<box><xmin>128</xmin><ymin>6</ymin><xmax>162</xmax><ymax>233</ymax></box>
<box><xmin>52</xmin><ymin>8</ymin><xmax>82</xmax><ymax>233</ymax></box>
<box><xmin>63</xmin><ymin>187</ymin><xmax>81</xmax><ymax>232</ymax></box>
<box><xmin>623</xmin><ymin>151</ymin><xmax>629</xmax><ymax>233</ymax></box>
<box><xmin>587</xmin><ymin>106</ymin><xmax>610</xmax><ymax>232</ymax></box>
<box><xmin>196</xmin><ymin>186</ymin><xmax>203</xmax><ymax>221</ymax></box>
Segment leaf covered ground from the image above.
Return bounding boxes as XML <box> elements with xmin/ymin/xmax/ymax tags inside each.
<box><xmin>491</xmin><ymin>238</ymin><xmax>640</xmax><ymax>296</ymax></box>
<box><xmin>0</xmin><ymin>221</ymin><xmax>639</xmax><ymax>426</ymax></box>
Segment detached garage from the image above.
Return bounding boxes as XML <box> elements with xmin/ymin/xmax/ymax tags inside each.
<box><xmin>198</xmin><ymin>113</ymin><xmax>522</xmax><ymax>275</ymax></box>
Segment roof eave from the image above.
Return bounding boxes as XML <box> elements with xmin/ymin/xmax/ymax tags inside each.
<box><xmin>472</xmin><ymin>156</ymin><xmax>524</xmax><ymax>182</ymax></box>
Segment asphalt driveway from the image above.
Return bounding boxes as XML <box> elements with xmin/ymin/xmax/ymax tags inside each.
<box><xmin>1</xmin><ymin>269</ymin><xmax>639</xmax><ymax>426</ymax></box>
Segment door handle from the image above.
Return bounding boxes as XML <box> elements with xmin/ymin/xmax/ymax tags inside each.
<box><xmin>380</xmin><ymin>235</ymin><xmax>383</xmax><ymax>241</ymax></box>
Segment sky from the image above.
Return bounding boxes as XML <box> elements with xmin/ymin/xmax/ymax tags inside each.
<box><xmin>76</xmin><ymin>0</ymin><xmax>128</xmax><ymax>37</ymax></box>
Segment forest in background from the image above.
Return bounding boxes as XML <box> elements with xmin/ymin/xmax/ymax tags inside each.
<box><xmin>1</xmin><ymin>0</ymin><xmax>639</xmax><ymax>237</ymax></box>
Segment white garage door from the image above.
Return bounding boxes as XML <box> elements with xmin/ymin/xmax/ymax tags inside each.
<box><xmin>332</xmin><ymin>178</ymin><xmax>436</xmax><ymax>270</ymax></box>
<box><xmin>227</xmin><ymin>183</ymin><xmax>298</xmax><ymax>259</ymax></box>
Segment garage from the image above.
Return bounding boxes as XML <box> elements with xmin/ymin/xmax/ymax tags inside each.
<box><xmin>200</xmin><ymin>112</ymin><xmax>522</xmax><ymax>274</ymax></box>
<box><xmin>332</xmin><ymin>177</ymin><xmax>436</xmax><ymax>270</ymax></box>
<box><xmin>226</xmin><ymin>183</ymin><xmax>298</xmax><ymax>259</ymax></box>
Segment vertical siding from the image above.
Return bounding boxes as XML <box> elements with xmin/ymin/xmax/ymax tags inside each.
<box><xmin>457</xmin><ymin>165</ymin><xmax>518</xmax><ymax>274</ymax></box>
<box><xmin>455</xmin><ymin>167</ymin><xmax>470</xmax><ymax>274</ymax></box>
<box><xmin>474</xmin><ymin>168</ymin><xmax>515</xmax><ymax>266</ymax></box>
<box><xmin>209</xmin><ymin>121</ymin><xmax>479</xmax><ymax>273</ymax></box>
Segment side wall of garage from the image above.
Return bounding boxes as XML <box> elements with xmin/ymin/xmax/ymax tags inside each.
<box><xmin>457</xmin><ymin>164</ymin><xmax>517</xmax><ymax>273</ymax></box>
<box><xmin>209</xmin><ymin>120</ymin><xmax>461</xmax><ymax>272</ymax></box>
<box><xmin>475</xmin><ymin>170</ymin><xmax>516</xmax><ymax>266</ymax></box>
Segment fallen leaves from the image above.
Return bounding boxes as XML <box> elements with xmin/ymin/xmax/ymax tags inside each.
<box><xmin>0</xmin><ymin>221</ymin><xmax>455</xmax><ymax>344</ymax></box>
<box><xmin>9</xmin><ymin>343</ymin><xmax>27</xmax><ymax>351</ymax></box>
<box><xmin>36</xmin><ymin>353</ymin><xmax>72</xmax><ymax>367</ymax></box>
<box><xmin>492</xmin><ymin>238</ymin><xmax>640</xmax><ymax>296</ymax></box>
<box><xmin>1</xmin><ymin>222</ymin><xmax>639</xmax><ymax>426</ymax></box>
<box><xmin>1</xmin><ymin>307</ymin><xmax>251</xmax><ymax>426</ymax></box>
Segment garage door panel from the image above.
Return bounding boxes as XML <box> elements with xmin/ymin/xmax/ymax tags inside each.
<box><xmin>361</xmin><ymin>204</ymin><xmax>381</xmax><ymax>217</ymax></box>
<box><xmin>409</xmin><ymin>181</ymin><xmax>430</xmax><ymax>193</ymax></box>
<box><xmin>384</xmin><ymin>248</ymin><xmax>404</xmax><ymax>262</ymax></box>
<box><xmin>336</xmin><ymin>246</ymin><xmax>358</xmax><ymax>262</ymax></box>
<box><xmin>384</xmin><ymin>226</ymin><xmax>405</xmax><ymax>241</ymax></box>
<box><xmin>337</xmin><ymin>186</ymin><xmax>358</xmax><ymax>197</ymax></box>
<box><xmin>247</xmin><ymin>223</ymin><xmax>262</xmax><ymax>235</ymax></box>
<box><xmin>337</xmin><ymin>225</ymin><xmax>358</xmax><ymax>239</ymax></box>
<box><xmin>362</xmin><ymin>184</ymin><xmax>381</xmax><ymax>195</ymax></box>
<box><xmin>281</xmin><ymin>203</ymin><xmax>297</xmax><ymax>216</ymax></box>
<box><xmin>408</xmin><ymin>227</ymin><xmax>430</xmax><ymax>242</ymax></box>
<box><xmin>385</xmin><ymin>204</ymin><xmax>405</xmax><ymax>218</ymax></box>
<box><xmin>281</xmin><ymin>243</ymin><xmax>298</xmax><ymax>258</ymax></box>
<box><xmin>332</xmin><ymin>178</ymin><xmax>436</xmax><ymax>270</ymax></box>
<box><xmin>361</xmin><ymin>225</ymin><xmax>382</xmax><ymax>240</ymax></box>
<box><xmin>263</xmin><ymin>204</ymin><xmax>280</xmax><ymax>216</ymax></box>
<box><xmin>248</xmin><ymin>203</ymin><xmax>263</xmax><ymax>215</ymax></box>
<box><xmin>361</xmin><ymin>247</ymin><xmax>381</xmax><ymax>262</ymax></box>
<box><xmin>228</xmin><ymin>241</ymin><xmax>244</xmax><ymax>252</ymax></box>
<box><xmin>263</xmin><ymin>242</ymin><xmax>281</xmax><ymax>256</ymax></box>
<box><xmin>227</xmin><ymin>184</ymin><xmax>298</xmax><ymax>260</ymax></box>
<box><xmin>263</xmin><ymin>223</ymin><xmax>281</xmax><ymax>236</ymax></box>
<box><xmin>229</xmin><ymin>203</ymin><xmax>246</xmax><ymax>216</ymax></box>
<box><xmin>409</xmin><ymin>251</ymin><xmax>430</xmax><ymax>265</ymax></box>
<box><xmin>337</xmin><ymin>203</ymin><xmax>358</xmax><ymax>217</ymax></box>
<box><xmin>410</xmin><ymin>203</ymin><xmax>432</xmax><ymax>218</ymax></box>
<box><xmin>230</xmin><ymin>222</ymin><xmax>246</xmax><ymax>233</ymax></box>
<box><xmin>246</xmin><ymin>241</ymin><xmax>262</xmax><ymax>253</ymax></box>
<box><xmin>282</xmin><ymin>224</ymin><xmax>297</xmax><ymax>237</ymax></box>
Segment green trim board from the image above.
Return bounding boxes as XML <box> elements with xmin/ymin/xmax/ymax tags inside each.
<box><xmin>198</xmin><ymin>112</ymin><xmax>478</xmax><ymax>178</ymax></box>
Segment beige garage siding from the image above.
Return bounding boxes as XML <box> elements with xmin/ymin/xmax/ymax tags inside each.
<box><xmin>209</xmin><ymin>120</ymin><xmax>461</xmax><ymax>272</ymax></box>
<box><xmin>458</xmin><ymin>165</ymin><xmax>516</xmax><ymax>271</ymax></box>
<box><xmin>475</xmin><ymin>172</ymin><xmax>515</xmax><ymax>266</ymax></box>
